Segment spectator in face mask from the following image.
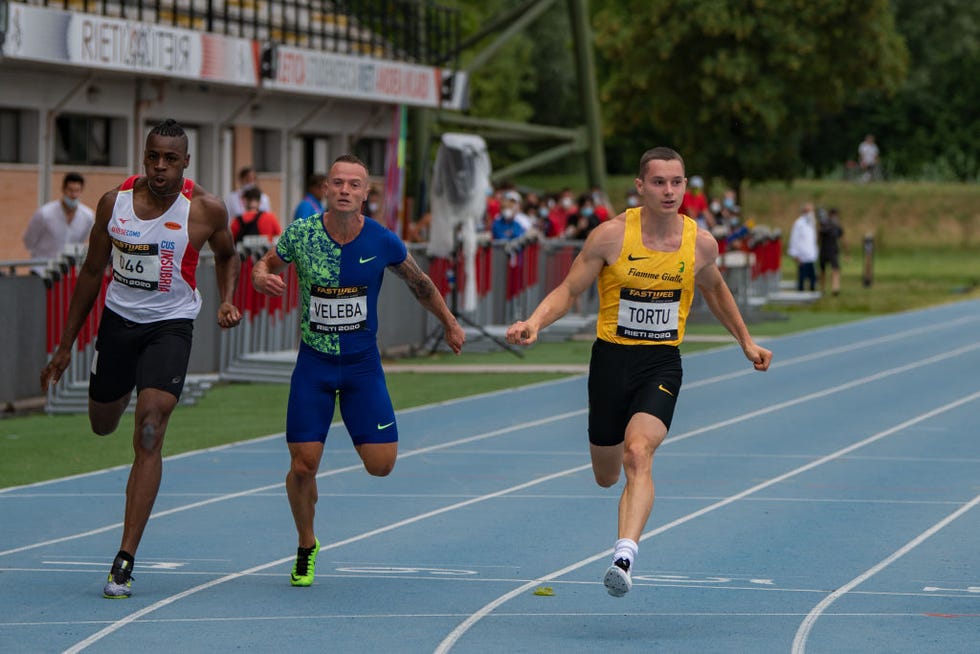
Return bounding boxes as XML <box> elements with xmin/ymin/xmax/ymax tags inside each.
<box><xmin>293</xmin><ymin>173</ymin><xmax>327</xmax><ymax>222</ymax></box>
<box><xmin>225</xmin><ymin>166</ymin><xmax>271</xmax><ymax>222</ymax></box>
<box><xmin>492</xmin><ymin>194</ymin><xmax>528</xmax><ymax>241</ymax></box>
<box><xmin>363</xmin><ymin>187</ymin><xmax>382</xmax><ymax>220</ymax></box>
<box><xmin>547</xmin><ymin>187</ymin><xmax>577</xmax><ymax>237</ymax></box>
<box><xmin>625</xmin><ymin>188</ymin><xmax>641</xmax><ymax>209</ymax></box>
<box><xmin>680</xmin><ymin>175</ymin><xmax>713</xmax><ymax>230</ymax></box>
<box><xmin>503</xmin><ymin>190</ymin><xmax>533</xmax><ymax>231</ymax></box>
<box><xmin>565</xmin><ymin>194</ymin><xmax>601</xmax><ymax>239</ymax></box>
<box><xmin>590</xmin><ymin>185</ymin><xmax>613</xmax><ymax>222</ymax></box>
<box><xmin>534</xmin><ymin>195</ymin><xmax>554</xmax><ymax>234</ymax></box>
<box><xmin>22</xmin><ymin>172</ymin><xmax>96</xmax><ymax>270</ymax></box>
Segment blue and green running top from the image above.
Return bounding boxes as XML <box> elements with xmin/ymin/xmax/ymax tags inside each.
<box><xmin>276</xmin><ymin>214</ymin><xmax>407</xmax><ymax>355</ymax></box>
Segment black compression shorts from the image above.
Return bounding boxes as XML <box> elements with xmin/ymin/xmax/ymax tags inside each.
<box><xmin>587</xmin><ymin>339</ymin><xmax>683</xmax><ymax>447</ymax></box>
<box><xmin>819</xmin><ymin>252</ymin><xmax>840</xmax><ymax>271</ymax></box>
<box><xmin>88</xmin><ymin>307</ymin><xmax>194</xmax><ymax>403</ymax></box>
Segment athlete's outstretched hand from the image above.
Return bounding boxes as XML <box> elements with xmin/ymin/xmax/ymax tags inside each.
<box><xmin>252</xmin><ymin>269</ymin><xmax>286</xmax><ymax>296</ymax></box>
<box><xmin>218</xmin><ymin>302</ymin><xmax>243</xmax><ymax>329</ymax></box>
<box><xmin>744</xmin><ymin>342</ymin><xmax>773</xmax><ymax>372</ymax></box>
<box><xmin>443</xmin><ymin>320</ymin><xmax>466</xmax><ymax>354</ymax></box>
<box><xmin>506</xmin><ymin>320</ymin><xmax>538</xmax><ymax>346</ymax></box>
<box><xmin>40</xmin><ymin>349</ymin><xmax>71</xmax><ymax>392</ymax></box>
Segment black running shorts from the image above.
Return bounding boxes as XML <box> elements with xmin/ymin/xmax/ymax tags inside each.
<box><xmin>88</xmin><ymin>307</ymin><xmax>194</xmax><ymax>403</ymax></box>
<box><xmin>587</xmin><ymin>339</ymin><xmax>683</xmax><ymax>447</ymax></box>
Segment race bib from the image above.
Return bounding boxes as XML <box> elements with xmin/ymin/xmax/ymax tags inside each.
<box><xmin>112</xmin><ymin>239</ymin><xmax>161</xmax><ymax>291</ymax></box>
<box><xmin>309</xmin><ymin>285</ymin><xmax>368</xmax><ymax>333</ymax></box>
<box><xmin>616</xmin><ymin>287</ymin><xmax>681</xmax><ymax>341</ymax></box>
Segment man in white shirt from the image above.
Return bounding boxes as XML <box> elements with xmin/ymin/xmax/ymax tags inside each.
<box><xmin>22</xmin><ymin>172</ymin><xmax>96</xmax><ymax>269</ymax></box>
<box><xmin>788</xmin><ymin>203</ymin><xmax>819</xmax><ymax>292</ymax></box>
<box><xmin>858</xmin><ymin>134</ymin><xmax>880</xmax><ymax>181</ymax></box>
<box><xmin>224</xmin><ymin>166</ymin><xmax>271</xmax><ymax>220</ymax></box>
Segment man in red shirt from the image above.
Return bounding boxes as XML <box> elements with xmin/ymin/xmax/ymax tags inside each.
<box><xmin>547</xmin><ymin>188</ymin><xmax>577</xmax><ymax>237</ymax></box>
<box><xmin>231</xmin><ymin>186</ymin><xmax>282</xmax><ymax>243</ymax></box>
<box><xmin>680</xmin><ymin>175</ymin><xmax>712</xmax><ymax>228</ymax></box>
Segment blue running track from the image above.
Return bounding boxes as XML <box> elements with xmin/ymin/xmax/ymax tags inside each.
<box><xmin>1</xmin><ymin>299</ymin><xmax>978</xmax><ymax>653</ymax></box>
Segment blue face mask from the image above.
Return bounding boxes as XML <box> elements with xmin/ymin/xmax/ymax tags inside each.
<box><xmin>63</xmin><ymin>196</ymin><xmax>79</xmax><ymax>210</ymax></box>
<box><xmin>581</xmin><ymin>207</ymin><xmax>594</xmax><ymax>217</ymax></box>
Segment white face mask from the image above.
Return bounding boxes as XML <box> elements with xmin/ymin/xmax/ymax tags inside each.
<box><xmin>63</xmin><ymin>195</ymin><xmax>79</xmax><ymax>210</ymax></box>
<box><xmin>626</xmin><ymin>196</ymin><xmax>639</xmax><ymax>208</ymax></box>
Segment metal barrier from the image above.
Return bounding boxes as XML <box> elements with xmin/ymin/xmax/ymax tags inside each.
<box><xmin>218</xmin><ymin>236</ymin><xmax>302</xmax><ymax>383</ymax></box>
<box><xmin>35</xmin><ymin>247</ymin><xmax>221</xmax><ymax>413</ymax></box>
<box><xmin>7</xmin><ymin>229</ymin><xmax>781</xmax><ymax>411</ymax></box>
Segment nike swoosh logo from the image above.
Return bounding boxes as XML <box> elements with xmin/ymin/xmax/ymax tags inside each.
<box><xmin>359</xmin><ymin>256</ymin><xmax>378</xmax><ymax>264</ymax></box>
<box><xmin>377</xmin><ymin>421</ymin><xmax>395</xmax><ymax>430</ymax></box>
<box><xmin>658</xmin><ymin>384</ymin><xmax>674</xmax><ymax>397</ymax></box>
<box><xmin>627</xmin><ymin>254</ymin><xmax>649</xmax><ymax>261</ymax></box>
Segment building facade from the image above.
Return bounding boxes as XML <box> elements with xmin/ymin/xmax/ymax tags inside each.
<box><xmin>0</xmin><ymin>0</ymin><xmax>464</xmax><ymax>261</ymax></box>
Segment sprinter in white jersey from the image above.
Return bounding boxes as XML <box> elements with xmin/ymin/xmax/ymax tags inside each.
<box><xmin>40</xmin><ymin>119</ymin><xmax>242</xmax><ymax>599</ymax></box>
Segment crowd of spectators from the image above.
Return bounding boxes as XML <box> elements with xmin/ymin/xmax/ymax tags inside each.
<box><xmin>461</xmin><ymin>177</ymin><xmax>751</xmax><ymax>249</ymax></box>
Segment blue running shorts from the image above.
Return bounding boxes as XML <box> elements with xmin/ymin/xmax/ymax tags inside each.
<box><xmin>286</xmin><ymin>342</ymin><xmax>398</xmax><ymax>445</ymax></box>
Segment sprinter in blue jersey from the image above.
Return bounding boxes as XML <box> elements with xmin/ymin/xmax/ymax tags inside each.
<box><xmin>252</xmin><ymin>154</ymin><xmax>465</xmax><ymax>587</ymax></box>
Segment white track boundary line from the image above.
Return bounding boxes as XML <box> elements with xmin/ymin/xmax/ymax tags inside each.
<box><xmin>62</xmin><ymin>362</ymin><xmax>980</xmax><ymax>652</ymax></box>
<box><xmin>5</xmin><ymin>312</ymin><xmax>974</xmax><ymax>498</ymax></box>
<box><xmin>0</xmin><ymin>375</ymin><xmax>589</xmax><ymax>497</ymax></box>
<box><xmin>6</xmin><ymin>341</ymin><xmax>978</xmax><ymax>559</ymax></box>
<box><xmin>0</xmin><ymin>410</ymin><xmax>582</xmax><ymax>558</ymax></box>
<box><xmin>791</xmin><ymin>491</ymin><xmax>980</xmax><ymax>653</ymax></box>
<box><xmin>21</xmin><ymin>344</ymin><xmax>980</xmax><ymax>652</ymax></box>
<box><xmin>61</xmin><ymin>464</ymin><xmax>592</xmax><ymax>653</ymax></box>
<box><xmin>433</xmin><ymin>389</ymin><xmax>980</xmax><ymax>653</ymax></box>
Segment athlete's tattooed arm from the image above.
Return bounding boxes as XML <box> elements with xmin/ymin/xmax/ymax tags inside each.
<box><xmin>391</xmin><ymin>254</ymin><xmax>465</xmax><ymax>354</ymax></box>
<box><xmin>391</xmin><ymin>254</ymin><xmax>438</xmax><ymax>301</ymax></box>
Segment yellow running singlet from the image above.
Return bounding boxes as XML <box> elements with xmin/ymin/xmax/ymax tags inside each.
<box><xmin>595</xmin><ymin>208</ymin><xmax>697</xmax><ymax>346</ymax></box>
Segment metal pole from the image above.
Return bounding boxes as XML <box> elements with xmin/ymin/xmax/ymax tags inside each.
<box><xmin>862</xmin><ymin>233</ymin><xmax>874</xmax><ymax>287</ymax></box>
<box><xmin>567</xmin><ymin>0</ymin><xmax>606</xmax><ymax>192</ymax></box>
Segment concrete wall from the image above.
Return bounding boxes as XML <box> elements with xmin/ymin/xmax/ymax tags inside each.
<box><xmin>0</xmin><ymin>275</ymin><xmax>48</xmax><ymax>406</ymax></box>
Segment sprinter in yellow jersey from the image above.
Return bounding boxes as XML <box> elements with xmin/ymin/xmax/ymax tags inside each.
<box><xmin>506</xmin><ymin>147</ymin><xmax>772</xmax><ymax>597</ymax></box>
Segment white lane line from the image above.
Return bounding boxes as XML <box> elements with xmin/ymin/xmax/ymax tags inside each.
<box><xmin>48</xmin><ymin>386</ymin><xmax>980</xmax><ymax>651</ymax></box>
<box><xmin>791</xmin><ymin>490</ymin><xmax>980</xmax><ymax>654</ymax></box>
<box><xmin>681</xmin><ymin>314</ymin><xmax>978</xmax><ymax>389</ymax></box>
<box><xmin>7</xmin><ymin>340</ymin><xmax>979</xmax><ymax>560</ymax></box>
<box><xmin>5</xmin><ymin>312</ymin><xmax>973</xmax><ymax>498</ymax></box>
<box><xmin>0</xmin><ymin>373</ymin><xmax>584</xmax><ymax>497</ymax></box>
<box><xmin>434</xmin><ymin>389</ymin><xmax>980</xmax><ymax>653</ymax></box>
<box><xmin>9</xmin><ymin>339</ymin><xmax>979</xmax><ymax>559</ymax></box>
<box><xmin>26</xmin><ymin>342</ymin><xmax>980</xmax><ymax>646</ymax></box>
<box><xmin>61</xmin><ymin>464</ymin><xmax>592</xmax><ymax>654</ymax></box>
<box><xmin>17</xmin><ymin>608</ymin><xmax>980</xmax><ymax>629</ymax></box>
<box><xmin>0</xmin><ymin>410</ymin><xmax>583</xmax><ymax>558</ymax></box>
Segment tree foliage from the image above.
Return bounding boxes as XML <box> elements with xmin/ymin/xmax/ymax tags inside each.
<box><xmin>806</xmin><ymin>0</ymin><xmax>980</xmax><ymax>180</ymax></box>
<box><xmin>591</xmin><ymin>0</ymin><xmax>908</xmax><ymax>188</ymax></box>
<box><xmin>450</xmin><ymin>0</ymin><xmax>537</xmax><ymax>124</ymax></box>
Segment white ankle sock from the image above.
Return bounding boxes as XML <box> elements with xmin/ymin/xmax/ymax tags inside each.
<box><xmin>613</xmin><ymin>538</ymin><xmax>638</xmax><ymax>566</ymax></box>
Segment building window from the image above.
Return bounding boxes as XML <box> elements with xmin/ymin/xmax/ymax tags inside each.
<box><xmin>352</xmin><ymin>138</ymin><xmax>386</xmax><ymax>177</ymax></box>
<box><xmin>55</xmin><ymin>114</ymin><xmax>114</xmax><ymax>166</ymax></box>
<box><xmin>0</xmin><ymin>109</ymin><xmax>21</xmax><ymax>162</ymax></box>
<box><xmin>253</xmin><ymin>128</ymin><xmax>281</xmax><ymax>172</ymax></box>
